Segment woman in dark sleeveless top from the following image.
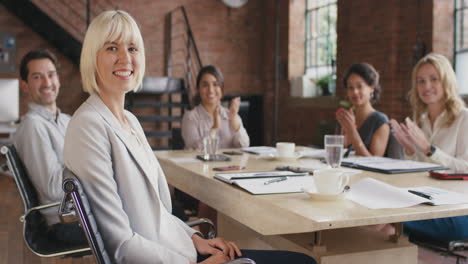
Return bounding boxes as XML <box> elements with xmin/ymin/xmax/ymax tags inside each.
<box><xmin>336</xmin><ymin>63</ymin><xmax>392</xmax><ymax>157</ymax></box>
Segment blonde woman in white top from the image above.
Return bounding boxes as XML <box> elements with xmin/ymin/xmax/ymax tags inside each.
<box><xmin>391</xmin><ymin>53</ymin><xmax>468</xmax><ymax>243</ymax></box>
<box><xmin>391</xmin><ymin>53</ymin><xmax>468</xmax><ymax>171</ymax></box>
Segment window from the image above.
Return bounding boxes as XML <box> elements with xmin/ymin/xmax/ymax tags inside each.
<box><xmin>455</xmin><ymin>0</ymin><xmax>468</xmax><ymax>94</ymax></box>
<box><xmin>305</xmin><ymin>0</ymin><xmax>337</xmax><ymax>95</ymax></box>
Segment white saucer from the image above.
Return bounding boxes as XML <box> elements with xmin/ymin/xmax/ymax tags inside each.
<box><xmin>260</xmin><ymin>153</ymin><xmax>302</xmax><ymax>162</ymax></box>
<box><xmin>302</xmin><ymin>189</ymin><xmax>346</xmax><ymax>201</ymax></box>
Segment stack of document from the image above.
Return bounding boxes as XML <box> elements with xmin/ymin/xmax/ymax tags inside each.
<box><xmin>241</xmin><ymin>146</ymin><xmax>277</xmax><ymax>155</ymax></box>
<box><xmin>341</xmin><ymin>156</ymin><xmax>447</xmax><ymax>174</ymax></box>
<box><xmin>347</xmin><ymin>178</ymin><xmax>468</xmax><ymax>209</ymax></box>
<box><xmin>214</xmin><ymin>171</ymin><xmax>311</xmax><ymax>195</ymax></box>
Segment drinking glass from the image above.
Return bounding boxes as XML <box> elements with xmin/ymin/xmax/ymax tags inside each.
<box><xmin>203</xmin><ymin>136</ymin><xmax>219</xmax><ymax>160</ymax></box>
<box><xmin>324</xmin><ymin>135</ymin><xmax>344</xmax><ymax>168</ymax></box>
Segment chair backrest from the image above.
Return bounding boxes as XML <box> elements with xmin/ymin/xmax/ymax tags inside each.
<box><xmin>140</xmin><ymin>77</ymin><xmax>185</xmax><ymax>94</ymax></box>
<box><xmin>62</xmin><ymin>169</ymin><xmax>112</xmax><ymax>264</ymax></box>
<box><xmin>171</xmin><ymin>127</ymin><xmax>185</xmax><ymax>150</ymax></box>
<box><xmin>1</xmin><ymin>145</ymin><xmax>39</xmax><ymax>211</ymax></box>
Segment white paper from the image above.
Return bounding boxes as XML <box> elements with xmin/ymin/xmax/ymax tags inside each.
<box><xmin>405</xmin><ymin>186</ymin><xmax>468</xmax><ymax>206</ymax></box>
<box><xmin>347</xmin><ymin>178</ymin><xmax>429</xmax><ymax>209</ymax></box>
<box><xmin>347</xmin><ymin>178</ymin><xmax>468</xmax><ymax>209</ymax></box>
<box><xmin>233</xmin><ymin>176</ymin><xmax>314</xmax><ymax>195</ymax></box>
<box><xmin>168</xmin><ymin>157</ymin><xmax>201</xmax><ymax>163</ymax></box>
<box><xmin>297</xmin><ymin>148</ymin><xmax>326</xmax><ymax>159</ymax></box>
<box><xmin>241</xmin><ymin>146</ymin><xmax>277</xmax><ymax>155</ymax></box>
<box><xmin>298</xmin><ymin>148</ymin><xmax>353</xmax><ymax>159</ymax></box>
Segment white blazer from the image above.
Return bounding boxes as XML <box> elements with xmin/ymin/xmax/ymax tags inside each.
<box><xmin>64</xmin><ymin>94</ymin><xmax>197</xmax><ymax>264</ymax></box>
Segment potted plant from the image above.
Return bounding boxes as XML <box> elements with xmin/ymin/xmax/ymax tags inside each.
<box><xmin>316</xmin><ymin>75</ymin><xmax>332</xmax><ymax>96</ymax></box>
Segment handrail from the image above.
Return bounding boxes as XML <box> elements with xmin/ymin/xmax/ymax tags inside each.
<box><xmin>165</xmin><ymin>5</ymin><xmax>204</xmax><ymax>105</ymax></box>
<box><xmin>180</xmin><ymin>6</ymin><xmax>203</xmax><ymax>69</ymax></box>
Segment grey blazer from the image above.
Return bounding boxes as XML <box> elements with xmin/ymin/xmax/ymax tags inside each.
<box><xmin>64</xmin><ymin>94</ymin><xmax>197</xmax><ymax>264</ymax></box>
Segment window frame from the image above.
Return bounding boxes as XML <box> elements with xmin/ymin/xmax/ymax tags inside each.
<box><xmin>454</xmin><ymin>0</ymin><xmax>468</xmax><ymax>94</ymax></box>
<box><xmin>305</xmin><ymin>0</ymin><xmax>337</xmax><ymax>81</ymax></box>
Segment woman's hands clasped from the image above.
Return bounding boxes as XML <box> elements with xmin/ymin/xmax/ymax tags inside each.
<box><xmin>390</xmin><ymin>118</ymin><xmax>431</xmax><ymax>156</ymax></box>
<box><xmin>336</xmin><ymin>107</ymin><xmax>358</xmax><ymax>145</ymax></box>
<box><xmin>336</xmin><ymin>108</ymin><xmax>356</xmax><ymax>133</ymax></box>
<box><xmin>192</xmin><ymin>234</ymin><xmax>242</xmax><ymax>264</ymax></box>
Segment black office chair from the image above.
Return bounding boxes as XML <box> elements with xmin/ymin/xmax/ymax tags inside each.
<box><xmin>61</xmin><ymin>169</ymin><xmax>255</xmax><ymax>264</ymax></box>
<box><xmin>0</xmin><ymin>145</ymin><xmax>91</xmax><ymax>257</ymax></box>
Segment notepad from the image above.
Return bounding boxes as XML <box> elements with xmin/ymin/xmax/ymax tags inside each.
<box><xmin>215</xmin><ymin>171</ymin><xmax>310</xmax><ymax>194</ymax></box>
<box><xmin>346</xmin><ymin>178</ymin><xmax>468</xmax><ymax>209</ymax></box>
<box><xmin>341</xmin><ymin>156</ymin><xmax>447</xmax><ymax>174</ymax></box>
<box><xmin>241</xmin><ymin>146</ymin><xmax>277</xmax><ymax>155</ymax></box>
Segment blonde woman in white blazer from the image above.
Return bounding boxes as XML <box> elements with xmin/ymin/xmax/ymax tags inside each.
<box><xmin>64</xmin><ymin>10</ymin><xmax>315</xmax><ymax>264</ymax></box>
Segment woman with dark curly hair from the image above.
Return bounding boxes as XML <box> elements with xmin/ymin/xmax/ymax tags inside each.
<box><xmin>336</xmin><ymin>63</ymin><xmax>391</xmax><ymax>157</ymax></box>
<box><xmin>182</xmin><ymin>65</ymin><xmax>250</xmax><ymax>150</ymax></box>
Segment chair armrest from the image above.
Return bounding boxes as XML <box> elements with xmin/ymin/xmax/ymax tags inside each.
<box><xmin>223</xmin><ymin>258</ymin><xmax>256</xmax><ymax>264</ymax></box>
<box><xmin>449</xmin><ymin>239</ymin><xmax>468</xmax><ymax>251</ymax></box>
<box><xmin>185</xmin><ymin>218</ymin><xmax>217</xmax><ymax>239</ymax></box>
<box><xmin>21</xmin><ymin>202</ymin><xmax>61</xmax><ymax>222</ymax></box>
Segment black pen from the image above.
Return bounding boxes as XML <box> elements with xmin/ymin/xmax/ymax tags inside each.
<box><xmin>343</xmin><ymin>144</ymin><xmax>353</xmax><ymax>158</ymax></box>
<box><xmin>408</xmin><ymin>190</ymin><xmax>433</xmax><ymax>200</ymax></box>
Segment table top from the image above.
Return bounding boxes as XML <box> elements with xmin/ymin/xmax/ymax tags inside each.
<box><xmin>155</xmin><ymin>149</ymin><xmax>468</xmax><ymax>236</ymax></box>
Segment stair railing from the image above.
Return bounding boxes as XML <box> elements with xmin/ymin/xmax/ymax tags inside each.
<box><xmin>165</xmin><ymin>6</ymin><xmax>203</xmax><ymax>106</ymax></box>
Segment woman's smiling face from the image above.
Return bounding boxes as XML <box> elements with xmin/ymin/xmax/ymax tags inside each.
<box><xmin>416</xmin><ymin>63</ymin><xmax>445</xmax><ymax>107</ymax></box>
<box><xmin>96</xmin><ymin>40</ymin><xmax>142</xmax><ymax>96</ymax></box>
<box><xmin>346</xmin><ymin>73</ymin><xmax>374</xmax><ymax>107</ymax></box>
<box><xmin>199</xmin><ymin>73</ymin><xmax>222</xmax><ymax>107</ymax></box>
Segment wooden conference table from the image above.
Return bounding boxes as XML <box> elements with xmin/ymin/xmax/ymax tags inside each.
<box><xmin>155</xmin><ymin>149</ymin><xmax>468</xmax><ymax>264</ymax></box>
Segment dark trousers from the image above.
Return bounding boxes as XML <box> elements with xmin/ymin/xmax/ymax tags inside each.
<box><xmin>198</xmin><ymin>249</ymin><xmax>316</xmax><ymax>264</ymax></box>
<box><xmin>48</xmin><ymin>222</ymin><xmax>88</xmax><ymax>248</ymax></box>
<box><xmin>404</xmin><ymin>215</ymin><xmax>468</xmax><ymax>244</ymax></box>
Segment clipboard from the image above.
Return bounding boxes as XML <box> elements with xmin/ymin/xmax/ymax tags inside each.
<box><xmin>214</xmin><ymin>171</ymin><xmax>311</xmax><ymax>195</ymax></box>
<box><xmin>341</xmin><ymin>157</ymin><xmax>448</xmax><ymax>174</ymax></box>
<box><xmin>214</xmin><ymin>171</ymin><xmax>308</xmax><ymax>184</ymax></box>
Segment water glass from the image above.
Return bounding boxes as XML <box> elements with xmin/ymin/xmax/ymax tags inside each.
<box><xmin>203</xmin><ymin>136</ymin><xmax>219</xmax><ymax>159</ymax></box>
<box><xmin>324</xmin><ymin>135</ymin><xmax>344</xmax><ymax>168</ymax></box>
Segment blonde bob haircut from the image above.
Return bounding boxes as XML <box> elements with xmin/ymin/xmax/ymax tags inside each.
<box><xmin>409</xmin><ymin>53</ymin><xmax>465</xmax><ymax>127</ymax></box>
<box><xmin>80</xmin><ymin>10</ymin><xmax>145</xmax><ymax>95</ymax></box>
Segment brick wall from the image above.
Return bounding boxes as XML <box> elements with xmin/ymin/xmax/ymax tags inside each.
<box><xmin>0</xmin><ymin>0</ymin><xmax>455</xmax><ymax>146</ymax></box>
<box><xmin>1</xmin><ymin>0</ymin><xmax>268</xmax><ymax>115</ymax></box>
<box><xmin>0</xmin><ymin>4</ymin><xmax>86</xmax><ymax>116</ymax></box>
<box><xmin>271</xmin><ymin>0</ymin><xmax>454</xmax><ymax>146</ymax></box>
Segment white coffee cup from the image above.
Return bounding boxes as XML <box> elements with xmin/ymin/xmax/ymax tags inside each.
<box><xmin>276</xmin><ymin>142</ymin><xmax>295</xmax><ymax>158</ymax></box>
<box><xmin>313</xmin><ymin>168</ymin><xmax>350</xmax><ymax>195</ymax></box>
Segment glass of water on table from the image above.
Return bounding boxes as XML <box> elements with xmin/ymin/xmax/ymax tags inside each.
<box><xmin>324</xmin><ymin>135</ymin><xmax>344</xmax><ymax>168</ymax></box>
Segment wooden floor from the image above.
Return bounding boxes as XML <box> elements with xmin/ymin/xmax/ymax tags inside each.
<box><xmin>0</xmin><ymin>174</ymin><xmax>95</xmax><ymax>264</ymax></box>
<box><xmin>0</xmin><ymin>172</ymin><xmax>467</xmax><ymax>264</ymax></box>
